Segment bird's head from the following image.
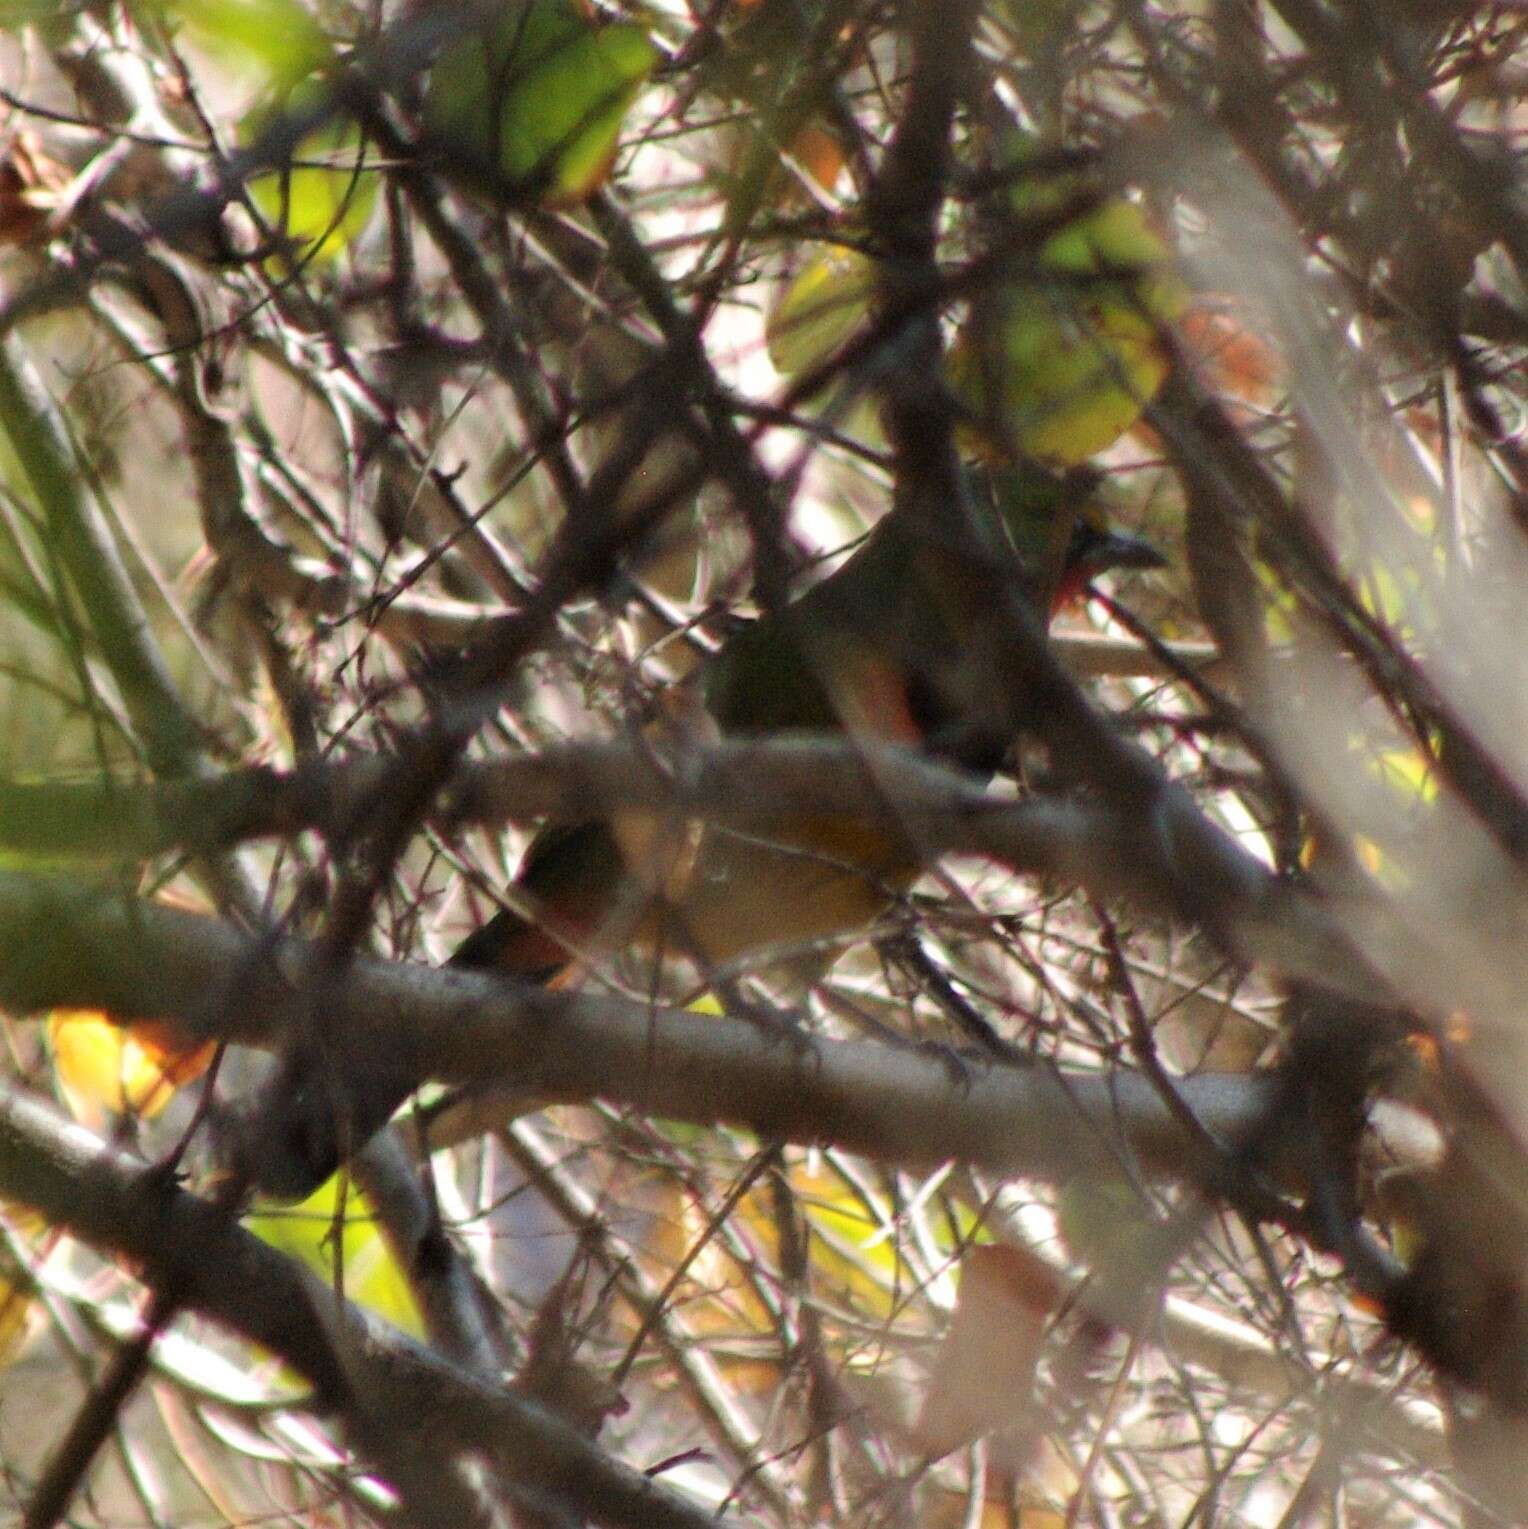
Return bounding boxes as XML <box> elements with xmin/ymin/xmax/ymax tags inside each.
<box><xmin>977</xmin><ymin>460</ymin><xmax>1164</xmax><ymax>612</ymax></box>
<box><xmin>1052</xmin><ymin>502</ymin><xmax>1166</xmax><ymax>611</ymax></box>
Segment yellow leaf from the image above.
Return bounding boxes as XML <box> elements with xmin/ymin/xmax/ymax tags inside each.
<box><xmin>0</xmin><ymin>1271</ymin><xmax>37</xmax><ymax>1367</ymax></box>
<box><xmin>790</xmin><ymin>1159</ymin><xmax>913</xmax><ymax>1322</ymax></box>
<box><xmin>1370</xmin><ymin>744</ymin><xmax>1438</xmax><ymax>804</ymax></box>
<box><xmin>0</xmin><ymin>1202</ymin><xmax>49</xmax><ymax>1369</ymax></box>
<box><xmin>636</xmin><ymin>1153</ymin><xmax>959</xmax><ymax>1393</ymax></box>
<box><xmin>952</xmin><ymin>173</ymin><xmax>1188</xmax><ymax>466</ymax></box>
<box><xmin>245</xmin><ymin>90</ymin><xmax>380</xmax><ymax>268</ymax></box>
<box><xmin>245</xmin><ymin>1176</ymin><xmax>425</xmax><ymax>1336</ymax></box>
<box><xmin>48</xmin><ymin>1009</ymin><xmax>213</xmax><ymax>1127</ymax></box>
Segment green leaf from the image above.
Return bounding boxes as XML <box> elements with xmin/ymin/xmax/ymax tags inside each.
<box><xmin>427</xmin><ymin>0</ymin><xmax>657</xmax><ymax>204</ymax></box>
<box><xmin>951</xmin><ymin>147</ymin><xmax>1189</xmax><ymax>465</ymax></box>
<box><xmin>0</xmin><ymin>0</ymin><xmax>67</xmax><ymax>33</ymax></box>
<box><xmin>245</xmin><ymin>91</ymin><xmax>379</xmax><ymax>267</ymax></box>
<box><xmin>163</xmin><ymin>0</ymin><xmax>332</xmax><ymax>90</ymax></box>
<box><xmin>952</xmin><ymin>282</ymin><xmax>1180</xmax><ymax>465</ymax></box>
<box><xmin>766</xmin><ymin>245</ymin><xmax>875</xmax><ymax>378</ymax></box>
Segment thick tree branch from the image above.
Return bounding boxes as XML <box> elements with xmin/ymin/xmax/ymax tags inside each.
<box><xmin>0</xmin><ymin>1079</ymin><xmax>737</xmax><ymax>1529</ymax></box>
<box><xmin>0</xmin><ymin>867</ymin><xmax>1274</xmax><ymax>1184</ymax></box>
<box><xmin>0</xmin><ymin>736</ymin><xmax>1378</xmax><ymax>997</ymax></box>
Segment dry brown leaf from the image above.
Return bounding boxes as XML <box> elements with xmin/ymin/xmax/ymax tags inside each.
<box><xmin>914</xmin><ymin>1245</ymin><xmax>1063</xmax><ymax>1458</ymax></box>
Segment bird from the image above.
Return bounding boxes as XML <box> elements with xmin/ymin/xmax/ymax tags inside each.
<box><xmin>254</xmin><ymin>463</ymin><xmax>1162</xmax><ymax>1197</ymax></box>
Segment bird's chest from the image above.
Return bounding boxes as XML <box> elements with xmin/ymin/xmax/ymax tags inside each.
<box><xmin>669</xmin><ymin>814</ymin><xmax>919</xmax><ymax>966</ymax></box>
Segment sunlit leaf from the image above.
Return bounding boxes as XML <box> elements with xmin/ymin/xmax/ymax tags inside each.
<box><xmin>245</xmin><ymin>1177</ymin><xmax>425</xmax><ymax>1337</ymax></box>
<box><xmin>0</xmin><ymin>1203</ymin><xmax>48</xmax><ymax>1370</ymax></box>
<box><xmin>426</xmin><ymin>0</ymin><xmax>657</xmax><ymax>205</ymax></box>
<box><xmin>48</xmin><ymin>1008</ymin><xmax>215</xmax><ymax>1128</ymax></box>
<box><xmin>637</xmin><ymin>1152</ymin><xmax>960</xmax><ymax>1395</ymax></box>
<box><xmin>1254</xmin><ymin>557</ymin><xmax>1300</xmax><ymax>645</ymax></box>
<box><xmin>1370</xmin><ymin>743</ymin><xmax>1438</xmax><ymax>804</ymax></box>
<box><xmin>1353</xmin><ymin>832</ymin><xmax>1386</xmax><ymax>877</ymax></box>
<box><xmin>245</xmin><ymin>92</ymin><xmax>379</xmax><ymax>267</ymax></box>
<box><xmin>0</xmin><ymin>1271</ymin><xmax>37</xmax><ymax>1368</ymax></box>
<box><xmin>951</xmin><ymin>156</ymin><xmax>1188</xmax><ymax>465</ymax></box>
<box><xmin>1317</xmin><ymin>740</ymin><xmax>1438</xmax><ymax>887</ymax></box>
<box><xmin>164</xmin><ymin>0</ymin><xmax>332</xmax><ymax>89</ymax></box>
<box><xmin>789</xmin><ymin>1159</ymin><xmax>913</xmax><ymax>1322</ymax></box>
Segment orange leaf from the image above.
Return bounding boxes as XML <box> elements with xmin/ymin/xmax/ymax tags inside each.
<box><xmin>784</xmin><ymin>124</ymin><xmax>844</xmax><ymax>199</ymax></box>
<box><xmin>128</xmin><ymin>1020</ymin><xmax>217</xmax><ymax>1087</ymax></box>
<box><xmin>48</xmin><ymin>1009</ymin><xmax>214</xmax><ymax>1127</ymax></box>
<box><xmin>1177</xmin><ymin>305</ymin><xmax>1283</xmax><ymax>413</ymax></box>
<box><xmin>0</xmin><ymin>131</ymin><xmax>67</xmax><ymax>247</ymax></box>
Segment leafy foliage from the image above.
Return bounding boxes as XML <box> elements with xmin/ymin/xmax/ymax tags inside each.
<box><xmin>0</xmin><ymin>0</ymin><xmax>1524</xmax><ymax>1526</ymax></box>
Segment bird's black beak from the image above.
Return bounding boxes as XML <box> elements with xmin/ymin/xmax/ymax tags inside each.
<box><xmin>1077</xmin><ymin>527</ymin><xmax>1167</xmax><ymax>578</ymax></box>
<box><xmin>1051</xmin><ymin>522</ymin><xmax>1165</xmax><ymax>612</ymax></box>
<box><xmin>1096</xmin><ymin>529</ymin><xmax>1166</xmax><ymax>572</ymax></box>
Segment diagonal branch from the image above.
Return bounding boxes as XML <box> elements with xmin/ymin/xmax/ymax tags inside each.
<box><xmin>0</xmin><ymin>1079</ymin><xmax>737</xmax><ymax>1529</ymax></box>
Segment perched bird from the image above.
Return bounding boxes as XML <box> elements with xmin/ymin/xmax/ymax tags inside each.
<box><xmin>256</xmin><ymin>465</ymin><xmax>1162</xmax><ymax>1197</ymax></box>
